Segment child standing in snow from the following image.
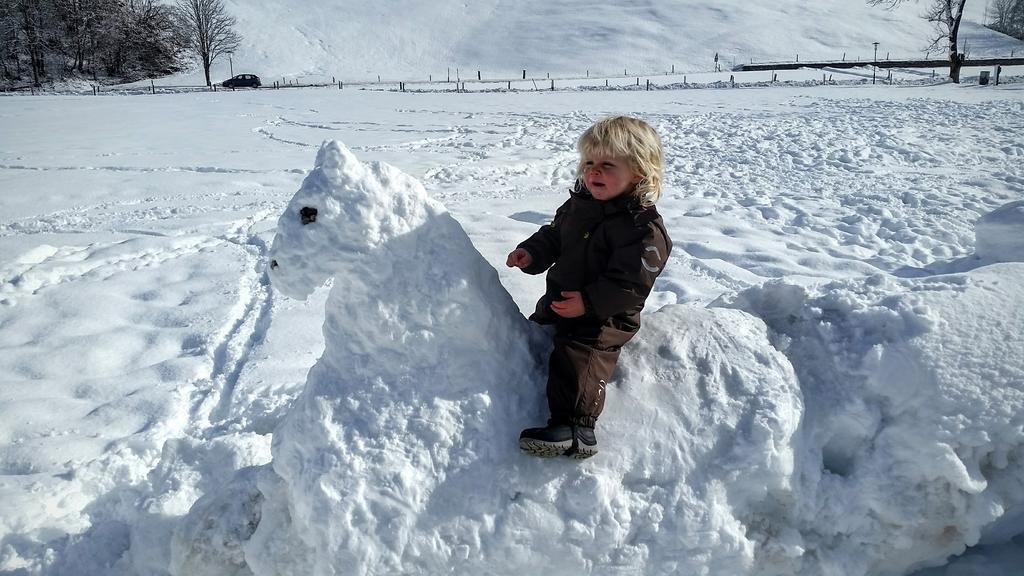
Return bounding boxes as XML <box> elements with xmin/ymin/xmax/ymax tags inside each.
<box><xmin>507</xmin><ymin>116</ymin><xmax>672</xmax><ymax>459</ymax></box>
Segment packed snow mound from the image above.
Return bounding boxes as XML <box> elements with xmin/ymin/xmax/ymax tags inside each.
<box><xmin>170</xmin><ymin>141</ymin><xmax>805</xmax><ymax>575</ymax></box>
<box><xmin>171</xmin><ymin>141</ymin><xmax>1024</xmax><ymax>576</ymax></box>
<box><xmin>718</xmin><ymin>263</ymin><xmax>1024</xmax><ymax>575</ymax></box>
<box><xmin>975</xmin><ymin>201</ymin><xmax>1024</xmax><ymax>263</ymax></box>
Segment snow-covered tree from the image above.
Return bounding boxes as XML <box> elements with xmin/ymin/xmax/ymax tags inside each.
<box><xmin>1</xmin><ymin>0</ymin><xmax>183</xmax><ymax>87</ymax></box>
<box><xmin>868</xmin><ymin>0</ymin><xmax>969</xmax><ymax>82</ymax></box>
<box><xmin>10</xmin><ymin>0</ymin><xmax>58</xmax><ymax>86</ymax></box>
<box><xmin>94</xmin><ymin>0</ymin><xmax>184</xmax><ymax>80</ymax></box>
<box><xmin>0</xmin><ymin>3</ymin><xmax>20</xmax><ymax>81</ymax></box>
<box><xmin>175</xmin><ymin>0</ymin><xmax>240</xmax><ymax>87</ymax></box>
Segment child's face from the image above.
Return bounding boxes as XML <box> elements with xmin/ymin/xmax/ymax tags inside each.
<box><xmin>581</xmin><ymin>154</ymin><xmax>640</xmax><ymax>201</ymax></box>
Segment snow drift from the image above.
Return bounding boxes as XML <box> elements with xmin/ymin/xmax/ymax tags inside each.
<box><xmin>170</xmin><ymin>141</ymin><xmax>1024</xmax><ymax>576</ymax></box>
<box><xmin>717</xmin><ymin>262</ymin><xmax>1024</xmax><ymax>575</ymax></box>
<box><xmin>975</xmin><ymin>200</ymin><xmax>1024</xmax><ymax>263</ymax></box>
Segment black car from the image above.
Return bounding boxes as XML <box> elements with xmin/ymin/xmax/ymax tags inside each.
<box><xmin>222</xmin><ymin>74</ymin><xmax>261</xmax><ymax>89</ymax></box>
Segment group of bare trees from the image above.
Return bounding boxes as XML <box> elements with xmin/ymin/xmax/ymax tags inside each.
<box><xmin>988</xmin><ymin>0</ymin><xmax>1024</xmax><ymax>39</ymax></box>
<box><xmin>1</xmin><ymin>0</ymin><xmax>239</xmax><ymax>88</ymax></box>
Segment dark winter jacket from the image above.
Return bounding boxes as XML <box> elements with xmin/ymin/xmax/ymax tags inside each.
<box><xmin>517</xmin><ymin>182</ymin><xmax>672</xmax><ymax>328</ymax></box>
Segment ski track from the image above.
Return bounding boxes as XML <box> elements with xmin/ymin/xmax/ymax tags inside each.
<box><xmin>196</xmin><ymin>211</ymin><xmax>277</xmax><ymax>429</ymax></box>
<box><xmin>0</xmin><ymin>163</ymin><xmax>303</xmax><ymax>175</ymax></box>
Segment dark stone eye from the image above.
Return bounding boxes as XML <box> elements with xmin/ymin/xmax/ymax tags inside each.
<box><xmin>300</xmin><ymin>207</ymin><xmax>317</xmax><ymax>225</ymax></box>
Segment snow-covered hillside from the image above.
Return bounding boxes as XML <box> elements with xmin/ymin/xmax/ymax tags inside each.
<box><xmin>204</xmin><ymin>0</ymin><xmax>1021</xmax><ymax>83</ymax></box>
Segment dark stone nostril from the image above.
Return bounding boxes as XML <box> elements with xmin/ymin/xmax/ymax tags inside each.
<box><xmin>270</xmin><ymin>259</ymin><xmax>279</xmax><ymax>270</ymax></box>
<box><xmin>300</xmin><ymin>207</ymin><xmax>318</xmax><ymax>225</ymax></box>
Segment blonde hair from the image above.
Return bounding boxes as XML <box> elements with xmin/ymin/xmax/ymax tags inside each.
<box><xmin>576</xmin><ymin>116</ymin><xmax>663</xmax><ymax>206</ymax></box>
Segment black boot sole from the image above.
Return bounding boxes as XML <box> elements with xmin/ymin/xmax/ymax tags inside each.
<box><xmin>566</xmin><ymin>444</ymin><xmax>599</xmax><ymax>459</ymax></box>
<box><xmin>519</xmin><ymin>438</ymin><xmax>573</xmax><ymax>458</ymax></box>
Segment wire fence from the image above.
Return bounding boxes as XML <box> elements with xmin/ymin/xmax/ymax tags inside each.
<box><xmin>5</xmin><ymin>57</ymin><xmax>1024</xmax><ymax>97</ymax></box>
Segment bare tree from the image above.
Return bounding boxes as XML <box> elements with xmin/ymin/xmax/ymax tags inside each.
<box><xmin>868</xmin><ymin>0</ymin><xmax>968</xmax><ymax>82</ymax></box>
<box><xmin>0</xmin><ymin>3</ymin><xmax>19</xmax><ymax>80</ymax></box>
<box><xmin>14</xmin><ymin>0</ymin><xmax>59</xmax><ymax>87</ymax></box>
<box><xmin>988</xmin><ymin>0</ymin><xmax>1024</xmax><ymax>39</ymax></box>
<box><xmin>175</xmin><ymin>0</ymin><xmax>239</xmax><ymax>86</ymax></box>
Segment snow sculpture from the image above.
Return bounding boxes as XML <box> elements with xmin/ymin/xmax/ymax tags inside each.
<box><xmin>170</xmin><ymin>141</ymin><xmax>1023</xmax><ymax>576</ymax></box>
<box><xmin>170</xmin><ymin>141</ymin><xmax>805</xmax><ymax>576</ymax></box>
<box><xmin>975</xmin><ymin>200</ymin><xmax>1024</xmax><ymax>263</ymax></box>
<box><xmin>720</xmin><ymin>264</ymin><xmax>1024</xmax><ymax>575</ymax></box>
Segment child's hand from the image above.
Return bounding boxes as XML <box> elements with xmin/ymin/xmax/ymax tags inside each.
<box><xmin>550</xmin><ymin>291</ymin><xmax>585</xmax><ymax>318</ymax></box>
<box><xmin>506</xmin><ymin>248</ymin><xmax>533</xmax><ymax>269</ymax></box>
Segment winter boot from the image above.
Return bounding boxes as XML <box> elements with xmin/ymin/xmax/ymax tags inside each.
<box><xmin>519</xmin><ymin>423</ymin><xmax>599</xmax><ymax>459</ymax></box>
<box><xmin>566</xmin><ymin>425</ymin><xmax>598</xmax><ymax>459</ymax></box>
<box><xmin>519</xmin><ymin>422</ymin><xmax>574</xmax><ymax>457</ymax></box>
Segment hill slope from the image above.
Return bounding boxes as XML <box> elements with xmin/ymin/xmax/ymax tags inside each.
<box><xmin>209</xmin><ymin>0</ymin><xmax>1018</xmax><ymax>83</ymax></box>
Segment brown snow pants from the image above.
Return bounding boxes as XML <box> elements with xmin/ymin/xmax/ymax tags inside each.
<box><xmin>546</xmin><ymin>318</ymin><xmax>638</xmax><ymax>428</ymax></box>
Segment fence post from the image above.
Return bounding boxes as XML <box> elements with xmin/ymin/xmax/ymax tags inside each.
<box><xmin>605</xmin><ymin>79</ymin><xmax>608</xmax><ymax>87</ymax></box>
<box><xmin>671</xmin><ymin>64</ymin><xmax>675</xmax><ymax>74</ymax></box>
<box><xmin>508</xmin><ymin>81</ymin><xmax>511</xmax><ymax>90</ymax></box>
<box><xmin>730</xmin><ymin>74</ymin><xmax>734</xmax><ymax>87</ymax></box>
<box><xmin>842</xmin><ymin>52</ymin><xmax>846</xmax><ymax>61</ymax></box>
<box><xmin>550</xmin><ymin>79</ymin><xmax>554</xmax><ymax>91</ymax></box>
<box><xmin>477</xmin><ymin>70</ymin><xmax>481</xmax><ymax>80</ymax></box>
<box><xmin>995</xmin><ymin>65</ymin><xmax>1002</xmax><ymax>86</ymax></box>
<box><xmin>636</xmin><ymin>77</ymin><xmax>639</xmax><ymax>86</ymax></box>
<box><xmin>151</xmin><ymin>79</ymin><xmax>155</xmax><ymax>94</ymax></box>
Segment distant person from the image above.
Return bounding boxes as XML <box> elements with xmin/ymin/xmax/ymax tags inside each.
<box><xmin>507</xmin><ymin>116</ymin><xmax>672</xmax><ymax>458</ymax></box>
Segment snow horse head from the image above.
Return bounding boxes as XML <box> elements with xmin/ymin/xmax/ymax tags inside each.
<box><xmin>267</xmin><ymin>140</ymin><xmax>439</xmax><ymax>300</ymax></box>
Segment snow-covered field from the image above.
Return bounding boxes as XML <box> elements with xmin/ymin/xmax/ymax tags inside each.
<box><xmin>1</xmin><ymin>80</ymin><xmax>1023</xmax><ymax>575</ymax></box>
